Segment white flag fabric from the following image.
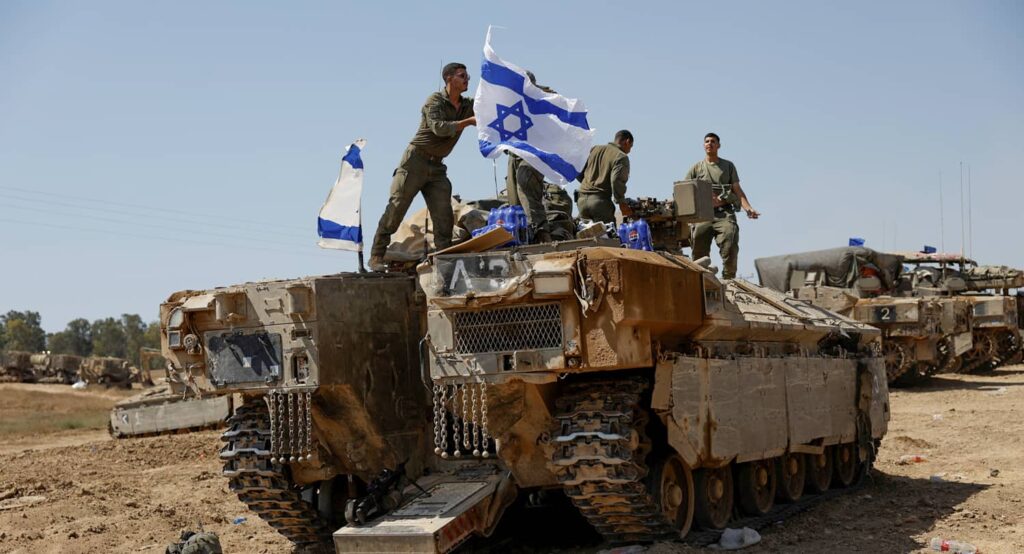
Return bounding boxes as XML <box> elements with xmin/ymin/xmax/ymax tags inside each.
<box><xmin>317</xmin><ymin>139</ymin><xmax>366</xmax><ymax>251</ymax></box>
<box><xmin>474</xmin><ymin>27</ymin><xmax>595</xmax><ymax>185</ymax></box>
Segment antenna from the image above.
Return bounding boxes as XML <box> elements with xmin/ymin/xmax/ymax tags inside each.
<box><xmin>967</xmin><ymin>163</ymin><xmax>973</xmax><ymax>259</ymax></box>
<box><xmin>939</xmin><ymin>170</ymin><xmax>945</xmax><ymax>253</ymax></box>
<box><xmin>959</xmin><ymin>161</ymin><xmax>965</xmax><ymax>261</ymax></box>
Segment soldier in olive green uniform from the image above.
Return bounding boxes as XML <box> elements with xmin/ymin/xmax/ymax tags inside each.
<box><xmin>686</xmin><ymin>132</ymin><xmax>760</xmax><ymax>280</ymax></box>
<box><xmin>369</xmin><ymin>63</ymin><xmax>476</xmax><ymax>271</ymax></box>
<box><xmin>542</xmin><ymin>183</ymin><xmax>576</xmax><ymax>241</ymax></box>
<box><xmin>506</xmin><ymin>153</ymin><xmax>553</xmax><ymax>242</ymax></box>
<box><xmin>505</xmin><ymin>72</ymin><xmax>556</xmax><ymax>243</ymax></box>
<box><xmin>576</xmin><ymin>130</ymin><xmax>634</xmax><ymax>225</ymax></box>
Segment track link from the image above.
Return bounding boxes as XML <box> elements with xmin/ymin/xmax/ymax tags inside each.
<box><xmin>548</xmin><ymin>378</ymin><xmax>678</xmax><ymax>543</ymax></box>
<box><xmin>220</xmin><ymin>400</ymin><xmax>330</xmax><ymax>546</ymax></box>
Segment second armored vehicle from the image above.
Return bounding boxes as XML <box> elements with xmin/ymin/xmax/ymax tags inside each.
<box><xmin>159</xmin><ymin>272</ymin><xmax>431</xmax><ymax>547</ymax></box>
<box><xmin>30</xmin><ymin>353</ymin><xmax>83</xmax><ymax>384</ymax></box>
<box><xmin>755</xmin><ymin>247</ymin><xmax>974</xmax><ymax>384</ymax></box>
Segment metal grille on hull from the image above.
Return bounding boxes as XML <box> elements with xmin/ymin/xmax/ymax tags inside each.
<box><xmin>452</xmin><ymin>303</ymin><xmax>562</xmax><ymax>354</ymax></box>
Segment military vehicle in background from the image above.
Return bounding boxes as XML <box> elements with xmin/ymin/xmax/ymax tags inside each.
<box><xmin>30</xmin><ymin>352</ymin><xmax>83</xmax><ymax>384</ymax></box>
<box><xmin>78</xmin><ymin>355</ymin><xmax>134</xmax><ymax>387</ymax></box>
<box><xmin>0</xmin><ymin>350</ymin><xmax>35</xmax><ymax>382</ymax></box>
<box><xmin>334</xmin><ymin>182</ymin><xmax>890</xmax><ymax>552</ymax></box>
<box><xmin>108</xmin><ymin>345</ymin><xmax>232</xmax><ymax>439</ymax></box>
<box><xmin>897</xmin><ymin>252</ymin><xmax>1023</xmax><ymax>372</ymax></box>
<box><xmin>755</xmin><ymin>247</ymin><xmax>974</xmax><ymax>384</ymax></box>
<box><xmin>158</xmin><ymin>273</ymin><xmax>430</xmax><ymax>547</ymax></box>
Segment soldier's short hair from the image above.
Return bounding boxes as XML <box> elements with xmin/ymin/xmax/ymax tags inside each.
<box><xmin>442</xmin><ymin>62</ymin><xmax>468</xmax><ymax>82</ymax></box>
<box><xmin>615</xmin><ymin>130</ymin><xmax>634</xmax><ymax>144</ymax></box>
<box><xmin>704</xmin><ymin>132</ymin><xmax>721</xmax><ymax>143</ymax></box>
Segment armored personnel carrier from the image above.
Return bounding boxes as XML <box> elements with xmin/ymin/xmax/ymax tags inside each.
<box><xmin>334</xmin><ymin>183</ymin><xmax>890</xmax><ymax>551</ymax></box>
<box><xmin>755</xmin><ymin>247</ymin><xmax>974</xmax><ymax>384</ymax></box>
<box><xmin>897</xmin><ymin>252</ymin><xmax>1023</xmax><ymax>372</ymax></box>
<box><xmin>158</xmin><ymin>272</ymin><xmax>430</xmax><ymax>547</ymax></box>
<box><xmin>0</xmin><ymin>350</ymin><xmax>35</xmax><ymax>382</ymax></box>
<box><xmin>30</xmin><ymin>353</ymin><xmax>83</xmax><ymax>384</ymax></box>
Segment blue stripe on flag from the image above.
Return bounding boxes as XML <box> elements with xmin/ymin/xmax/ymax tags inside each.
<box><xmin>318</xmin><ymin>217</ymin><xmax>362</xmax><ymax>243</ymax></box>
<box><xmin>479</xmin><ymin>140</ymin><xmax>580</xmax><ymax>182</ymax></box>
<box><xmin>342</xmin><ymin>143</ymin><xmax>364</xmax><ymax>169</ymax></box>
<box><xmin>481</xmin><ymin>60</ymin><xmax>590</xmax><ymax>130</ymax></box>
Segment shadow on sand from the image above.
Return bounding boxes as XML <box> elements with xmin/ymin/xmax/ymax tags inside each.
<box><xmin>898</xmin><ymin>368</ymin><xmax>1024</xmax><ymax>394</ymax></box>
<box><xmin>458</xmin><ymin>470</ymin><xmax>986</xmax><ymax>553</ymax></box>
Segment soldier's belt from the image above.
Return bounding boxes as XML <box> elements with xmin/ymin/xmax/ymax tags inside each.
<box><xmin>412</xmin><ymin>146</ymin><xmax>445</xmax><ymax>163</ymax></box>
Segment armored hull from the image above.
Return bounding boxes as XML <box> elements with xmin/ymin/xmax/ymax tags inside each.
<box><xmin>30</xmin><ymin>353</ymin><xmax>83</xmax><ymax>384</ymax></box>
<box><xmin>756</xmin><ymin>247</ymin><xmax>974</xmax><ymax>384</ymax></box>
<box><xmin>159</xmin><ymin>272</ymin><xmax>430</xmax><ymax>547</ymax></box>
<box><xmin>79</xmin><ymin>356</ymin><xmax>132</xmax><ymax>387</ymax></box>
<box><xmin>404</xmin><ymin>245</ymin><xmax>889</xmax><ymax>545</ymax></box>
<box><xmin>0</xmin><ymin>350</ymin><xmax>34</xmax><ymax>383</ymax></box>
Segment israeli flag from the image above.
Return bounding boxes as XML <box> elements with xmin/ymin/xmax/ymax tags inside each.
<box><xmin>317</xmin><ymin>139</ymin><xmax>366</xmax><ymax>251</ymax></box>
<box><xmin>475</xmin><ymin>27</ymin><xmax>595</xmax><ymax>185</ymax></box>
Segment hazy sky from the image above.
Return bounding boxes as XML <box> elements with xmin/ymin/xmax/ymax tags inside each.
<box><xmin>2</xmin><ymin>1</ymin><xmax>1021</xmax><ymax>332</ymax></box>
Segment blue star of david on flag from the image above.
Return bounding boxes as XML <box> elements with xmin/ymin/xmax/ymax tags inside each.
<box><xmin>474</xmin><ymin>26</ymin><xmax>595</xmax><ymax>185</ymax></box>
<box><xmin>488</xmin><ymin>101</ymin><xmax>533</xmax><ymax>142</ymax></box>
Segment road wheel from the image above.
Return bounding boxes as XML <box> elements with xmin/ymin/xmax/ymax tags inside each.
<box><xmin>650</xmin><ymin>454</ymin><xmax>694</xmax><ymax>537</ymax></box>
<box><xmin>832</xmin><ymin>443</ymin><xmax>860</xmax><ymax>488</ymax></box>
<box><xmin>775</xmin><ymin>453</ymin><xmax>805</xmax><ymax>503</ymax></box>
<box><xmin>736</xmin><ymin>460</ymin><xmax>776</xmax><ymax>516</ymax></box>
<box><xmin>693</xmin><ymin>465</ymin><xmax>733</xmax><ymax>529</ymax></box>
<box><xmin>804</xmin><ymin>451</ymin><xmax>833</xmax><ymax>493</ymax></box>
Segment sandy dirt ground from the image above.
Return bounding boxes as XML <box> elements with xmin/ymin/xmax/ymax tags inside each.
<box><xmin>1</xmin><ymin>369</ymin><xmax>1023</xmax><ymax>554</ymax></box>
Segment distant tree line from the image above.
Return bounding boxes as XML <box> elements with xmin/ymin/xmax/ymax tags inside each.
<box><xmin>0</xmin><ymin>310</ymin><xmax>160</xmax><ymax>366</ymax></box>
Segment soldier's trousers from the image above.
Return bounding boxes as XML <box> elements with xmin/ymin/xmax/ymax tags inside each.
<box><xmin>691</xmin><ymin>215</ymin><xmax>740</xmax><ymax>279</ymax></box>
<box><xmin>577</xmin><ymin>193</ymin><xmax>616</xmax><ymax>226</ymax></box>
<box><xmin>371</xmin><ymin>146</ymin><xmax>454</xmax><ymax>258</ymax></box>
<box><xmin>508</xmin><ymin>161</ymin><xmax>551</xmax><ymax>242</ymax></box>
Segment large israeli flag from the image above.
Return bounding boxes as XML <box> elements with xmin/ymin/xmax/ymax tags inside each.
<box><xmin>475</xmin><ymin>27</ymin><xmax>595</xmax><ymax>185</ymax></box>
<box><xmin>317</xmin><ymin>139</ymin><xmax>366</xmax><ymax>251</ymax></box>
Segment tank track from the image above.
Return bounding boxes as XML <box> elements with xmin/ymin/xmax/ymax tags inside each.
<box><xmin>548</xmin><ymin>378</ymin><xmax>679</xmax><ymax>543</ymax></box>
<box><xmin>220</xmin><ymin>400</ymin><xmax>331</xmax><ymax>547</ymax></box>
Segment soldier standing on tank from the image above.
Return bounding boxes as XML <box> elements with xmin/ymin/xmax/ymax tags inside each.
<box><xmin>576</xmin><ymin>130</ymin><xmax>634</xmax><ymax>225</ymax></box>
<box><xmin>368</xmin><ymin>63</ymin><xmax>477</xmax><ymax>271</ymax></box>
<box><xmin>506</xmin><ymin>71</ymin><xmax>556</xmax><ymax>243</ymax></box>
<box><xmin>686</xmin><ymin>132</ymin><xmax>759</xmax><ymax>280</ymax></box>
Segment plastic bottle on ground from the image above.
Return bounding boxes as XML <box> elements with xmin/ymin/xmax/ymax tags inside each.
<box><xmin>898</xmin><ymin>454</ymin><xmax>927</xmax><ymax>464</ymax></box>
<box><xmin>929</xmin><ymin>537</ymin><xmax>977</xmax><ymax>553</ymax></box>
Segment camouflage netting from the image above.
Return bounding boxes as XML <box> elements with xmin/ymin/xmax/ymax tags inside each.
<box><xmin>755</xmin><ymin>247</ymin><xmax>904</xmax><ymax>292</ymax></box>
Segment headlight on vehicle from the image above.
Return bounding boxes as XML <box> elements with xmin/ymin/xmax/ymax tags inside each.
<box><xmin>533</xmin><ymin>273</ymin><xmax>573</xmax><ymax>297</ymax></box>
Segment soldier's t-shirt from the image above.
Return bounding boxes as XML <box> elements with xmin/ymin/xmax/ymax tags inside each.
<box><xmin>685</xmin><ymin>158</ymin><xmax>740</xmax><ymax>216</ymax></box>
<box><xmin>684</xmin><ymin>158</ymin><xmax>739</xmax><ymax>186</ymax></box>
<box><xmin>409</xmin><ymin>91</ymin><xmax>475</xmax><ymax>159</ymax></box>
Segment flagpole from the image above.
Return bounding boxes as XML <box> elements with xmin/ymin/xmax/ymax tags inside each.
<box><xmin>358</xmin><ymin>250</ymin><xmax>366</xmax><ymax>273</ymax></box>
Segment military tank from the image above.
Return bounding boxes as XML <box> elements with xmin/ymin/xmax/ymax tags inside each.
<box><xmin>755</xmin><ymin>247</ymin><xmax>974</xmax><ymax>384</ymax></box>
<box><xmin>158</xmin><ymin>272</ymin><xmax>431</xmax><ymax>547</ymax></box>
<box><xmin>334</xmin><ymin>182</ymin><xmax>890</xmax><ymax>552</ymax></box>
<box><xmin>897</xmin><ymin>252</ymin><xmax>1023</xmax><ymax>372</ymax></box>
<box><xmin>0</xmin><ymin>350</ymin><xmax>35</xmax><ymax>382</ymax></box>
<box><xmin>30</xmin><ymin>352</ymin><xmax>83</xmax><ymax>384</ymax></box>
<box><xmin>78</xmin><ymin>355</ymin><xmax>134</xmax><ymax>387</ymax></box>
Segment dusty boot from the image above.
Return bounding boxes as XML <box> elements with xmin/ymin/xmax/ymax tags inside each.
<box><xmin>368</xmin><ymin>255</ymin><xmax>387</xmax><ymax>272</ymax></box>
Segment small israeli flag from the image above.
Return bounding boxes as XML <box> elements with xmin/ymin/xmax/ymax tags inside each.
<box><xmin>317</xmin><ymin>139</ymin><xmax>366</xmax><ymax>251</ymax></box>
<box><xmin>475</xmin><ymin>26</ymin><xmax>595</xmax><ymax>185</ymax></box>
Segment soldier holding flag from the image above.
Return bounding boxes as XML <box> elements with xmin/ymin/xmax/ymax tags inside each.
<box><xmin>368</xmin><ymin>63</ymin><xmax>476</xmax><ymax>272</ymax></box>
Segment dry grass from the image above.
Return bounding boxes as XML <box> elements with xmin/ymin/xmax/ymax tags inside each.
<box><xmin>0</xmin><ymin>387</ymin><xmax>116</xmax><ymax>438</ymax></box>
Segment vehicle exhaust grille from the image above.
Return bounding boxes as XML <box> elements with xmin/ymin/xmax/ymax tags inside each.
<box><xmin>452</xmin><ymin>303</ymin><xmax>562</xmax><ymax>354</ymax></box>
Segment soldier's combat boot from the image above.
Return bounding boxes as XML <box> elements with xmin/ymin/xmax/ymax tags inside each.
<box><xmin>368</xmin><ymin>255</ymin><xmax>387</xmax><ymax>272</ymax></box>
